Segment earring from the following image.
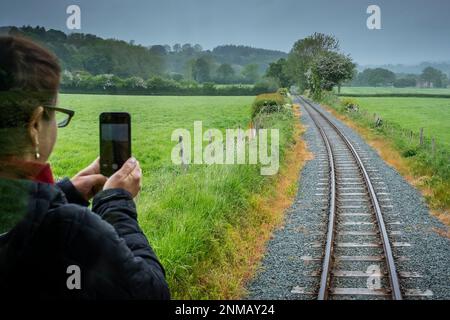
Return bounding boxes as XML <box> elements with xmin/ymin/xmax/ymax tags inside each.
<box><xmin>35</xmin><ymin>143</ymin><xmax>40</xmax><ymax>159</ymax></box>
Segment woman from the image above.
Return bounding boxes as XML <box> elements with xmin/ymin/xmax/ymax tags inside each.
<box><xmin>0</xmin><ymin>36</ymin><xmax>170</xmax><ymax>299</ymax></box>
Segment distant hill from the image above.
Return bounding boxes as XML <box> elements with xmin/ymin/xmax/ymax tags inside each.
<box><xmin>357</xmin><ymin>62</ymin><xmax>450</xmax><ymax>75</ymax></box>
<box><xmin>0</xmin><ymin>25</ymin><xmax>287</xmax><ymax>80</ymax></box>
<box><xmin>0</xmin><ymin>26</ymin><xmax>165</xmax><ymax>78</ymax></box>
<box><xmin>211</xmin><ymin>45</ymin><xmax>287</xmax><ymax>72</ymax></box>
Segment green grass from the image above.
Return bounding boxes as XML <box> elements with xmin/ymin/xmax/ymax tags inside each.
<box><xmin>52</xmin><ymin>94</ymin><xmax>295</xmax><ymax>299</ymax></box>
<box><xmin>343</xmin><ymin>97</ymin><xmax>450</xmax><ymax>148</ymax></box>
<box><xmin>338</xmin><ymin>86</ymin><xmax>450</xmax><ymax>96</ymax></box>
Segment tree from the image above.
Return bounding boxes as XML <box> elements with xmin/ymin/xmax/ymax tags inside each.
<box><xmin>149</xmin><ymin>45</ymin><xmax>167</xmax><ymax>56</ymax></box>
<box><xmin>355</xmin><ymin>68</ymin><xmax>396</xmax><ymax>87</ymax></box>
<box><xmin>192</xmin><ymin>57</ymin><xmax>211</xmax><ymax>83</ymax></box>
<box><xmin>370</xmin><ymin>68</ymin><xmax>395</xmax><ymax>86</ymax></box>
<box><xmin>216</xmin><ymin>63</ymin><xmax>235</xmax><ymax>83</ymax></box>
<box><xmin>173</xmin><ymin>44</ymin><xmax>182</xmax><ymax>53</ymax></box>
<box><xmin>420</xmin><ymin>67</ymin><xmax>447</xmax><ymax>88</ymax></box>
<box><xmin>286</xmin><ymin>33</ymin><xmax>340</xmax><ymax>91</ymax></box>
<box><xmin>265</xmin><ymin>58</ymin><xmax>291</xmax><ymax>88</ymax></box>
<box><xmin>394</xmin><ymin>74</ymin><xmax>417</xmax><ymax>88</ymax></box>
<box><xmin>170</xmin><ymin>73</ymin><xmax>184</xmax><ymax>82</ymax></box>
<box><xmin>182</xmin><ymin>43</ymin><xmax>195</xmax><ymax>55</ymax></box>
<box><xmin>193</xmin><ymin>44</ymin><xmax>203</xmax><ymax>52</ymax></box>
<box><xmin>310</xmin><ymin>52</ymin><xmax>355</xmax><ymax>94</ymax></box>
<box><xmin>212</xmin><ymin>45</ymin><xmax>286</xmax><ymax>68</ymax></box>
<box><xmin>83</xmin><ymin>53</ymin><xmax>113</xmax><ymax>74</ymax></box>
<box><xmin>125</xmin><ymin>76</ymin><xmax>147</xmax><ymax>89</ymax></box>
<box><xmin>241</xmin><ymin>64</ymin><xmax>260</xmax><ymax>83</ymax></box>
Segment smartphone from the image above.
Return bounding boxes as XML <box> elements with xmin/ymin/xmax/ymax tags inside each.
<box><xmin>99</xmin><ymin>112</ymin><xmax>131</xmax><ymax>177</ymax></box>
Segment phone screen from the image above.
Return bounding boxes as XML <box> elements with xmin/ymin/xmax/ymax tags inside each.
<box><xmin>100</xmin><ymin>113</ymin><xmax>131</xmax><ymax>177</ymax></box>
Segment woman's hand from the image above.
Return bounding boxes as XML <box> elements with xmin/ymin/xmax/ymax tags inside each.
<box><xmin>71</xmin><ymin>158</ymin><xmax>108</xmax><ymax>200</ymax></box>
<box><xmin>103</xmin><ymin>157</ymin><xmax>142</xmax><ymax>198</ymax></box>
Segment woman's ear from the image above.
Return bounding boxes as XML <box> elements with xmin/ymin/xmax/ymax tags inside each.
<box><xmin>28</xmin><ymin>106</ymin><xmax>45</xmax><ymax>148</ymax></box>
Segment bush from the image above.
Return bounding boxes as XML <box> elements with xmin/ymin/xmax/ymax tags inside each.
<box><xmin>59</xmin><ymin>71</ymin><xmax>274</xmax><ymax>96</ymax></box>
<box><xmin>254</xmin><ymin>78</ymin><xmax>279</xmax><ymax>93</ymax></box>
<box><xmin>251</xmin><ymin>92</ymin><xmax>286</xmax><ymax>118</ymax></box>
<box><xmin>202</xmin><ymin>82</ymin><xmax>216</xmax><ymax>94</ymax></box>
<box><xmin>402</xmin><ymin>148</ymin><xmax>418</xmax><ymax>158</ymax></box>
<box><xmin>277</xmin><ymin>88</ymin><xmax>289</xmax><ymax>97</ymax></box>
<box><xmin>340</xmin><ymin>98</ymin><xmax>359</xmax><ymax>112</ymax></box>
<box><xmin>147</xmin><ymin>76</ymin><xmax>180</xmax><ymax>92</ymax></box>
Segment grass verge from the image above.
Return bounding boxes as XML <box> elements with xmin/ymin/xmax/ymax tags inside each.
<box><xmin>163</xmin><ymin>103</ymin><xmax>309</xmax><ymax>299</ymax></box>
<box><xmin>197</xmin><ymin>104</ymin><xmax>311</xmax><ymax>299</ymax></box>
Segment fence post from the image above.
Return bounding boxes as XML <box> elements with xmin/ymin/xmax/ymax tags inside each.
<box><xmin>420</xmin><ymin>128</ymin><xmax>424</xmax><ymax>146</ymax></box>
<box><xmin>179</xmin><ymin>135</ymin><xmax>186</xmax><ymax>170</ymax></box>
<box><xmin>250</xmin><ymin>121</ymin><xmax>256</xmax><ymax>140</ymax></box>
<box><xmin>208</xmin><ymin>130</ymin><xmax>214</xmax><ymax>158</ymax></box>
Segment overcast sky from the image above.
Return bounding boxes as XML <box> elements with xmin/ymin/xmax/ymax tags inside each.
<box><xmin>1</xmin><ymin>0</ymin><xmax>450</xmax><ymax>65</ymax></box>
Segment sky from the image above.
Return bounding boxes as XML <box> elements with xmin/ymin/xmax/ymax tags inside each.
<box><xmin>1</xmin><ymin>0</ymin><xmax>450</xmax><ymax>65</ymax></box>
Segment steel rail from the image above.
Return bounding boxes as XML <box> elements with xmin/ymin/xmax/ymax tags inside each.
<box><xmin>298</xmin><ymin>95</ymin><xmax>403</xmax><ymax>300</ymax></box>
<box><xmin>315</xmin><ymin>122</ymin><xmax>337</xmax><ymax>300</ymax></box>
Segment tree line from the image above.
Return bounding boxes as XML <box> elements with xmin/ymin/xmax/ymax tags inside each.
<box><xmin>7</xmin><ymin>26</ymin><xmax>445</xmax><ymax>97</ymax></box>
<box><xmin>2</xmin><ymin>26</ymin><xmax>286</xmax><ymax>86</ymax></box>
<box><xmin>19</xmin><ymin>26</ymin><xmax>356</xmax><ymax>97</ymax></box>
<box><xmin>351</xmin><ymin>67</ymin><xmax>449</xmax><ymax>88</ymax></box>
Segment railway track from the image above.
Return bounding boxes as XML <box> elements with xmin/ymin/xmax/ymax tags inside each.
<box><xmin>297</xmin><ymin>96</ymin><xmax>403</xmax><ymax>300</ymax></box>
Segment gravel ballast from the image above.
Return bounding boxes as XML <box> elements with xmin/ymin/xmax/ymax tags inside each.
<box><xmin>246</xmin><ymin>98</ymin><xmax>450</xmax><ymax>300</ymax></box>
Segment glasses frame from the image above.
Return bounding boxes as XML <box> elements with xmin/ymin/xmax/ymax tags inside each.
<box><xmin>45</xmin><ymin>106</ymin><xmax>75</xmax><ymax>128</ymax></box>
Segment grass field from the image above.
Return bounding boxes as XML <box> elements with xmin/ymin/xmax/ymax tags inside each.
<box><xmin>344</xmin><ymin>97</ymin><xmax>450</xmax><ymax>148</ymax></box>
<box><xmin>52</xmin><ymin>94</ymin><xmax>297</xmax><ymax>299</ymax></box>
<box><xmin>337</xmin><ymin>86</ymin><xmax>450</xmax><ymax>96</ymax></box>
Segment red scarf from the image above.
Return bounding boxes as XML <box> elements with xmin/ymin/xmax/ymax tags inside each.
<box><xmin>0</xmin><ymin>159</ymin><xmax>55</xmax><ymax>184</ymax></box>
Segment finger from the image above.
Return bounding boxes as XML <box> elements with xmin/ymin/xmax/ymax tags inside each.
<box><xmin>131</xmin><ymin>164</ymin><xmax>142</xmax><ymax>192</ymax></box>
<box><xmin>116</xmin><ymin>157</ymin><xmax>137</xmax><ymax>177</ymax></box>
<box><xmin>77</xmin><ymin>158</ymin><xmax>101</xmax><ymax>176</ymax></box>
<box><xmin>85</xmin><ymin>174</ymin><xmax>107</xmax><ymax>198</ymax></box>
<box><xmin>89</xmin><ymin>157</ymin><xmax>101</xmax><ymax>174</ymax></box>
<box><xmin>130</xmin><ymin>162</ymin><xmax>142</xmax><ymax>180</ymax></box>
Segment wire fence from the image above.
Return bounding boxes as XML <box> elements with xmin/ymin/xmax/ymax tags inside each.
<box><xmin>354</xmin><ymin>109</ymin><xmax>450</xmax><ymax>159</ymax></box>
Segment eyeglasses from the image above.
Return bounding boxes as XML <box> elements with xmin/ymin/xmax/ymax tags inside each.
<box><xmin>45</xmin><ymin>106</ymin><xmax>75</xmax><ymax>128</ymax></box>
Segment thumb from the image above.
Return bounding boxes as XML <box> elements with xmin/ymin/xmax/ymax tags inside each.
<box><xmin>117</xmin><ymin>157</ymin><xmax>137</xmax><ymax>177</ymax></box>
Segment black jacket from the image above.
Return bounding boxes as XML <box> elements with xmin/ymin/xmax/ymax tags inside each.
<box><xmin>0</xmin><ymin>177</ymin><xmax>170</xmax><ymax>299</ymax></box>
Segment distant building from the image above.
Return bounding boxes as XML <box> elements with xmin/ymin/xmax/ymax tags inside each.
<box><xmin>416</xmin><ymin>80</ymin><xmax>434</xmax><ymax>88</ymax></box>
